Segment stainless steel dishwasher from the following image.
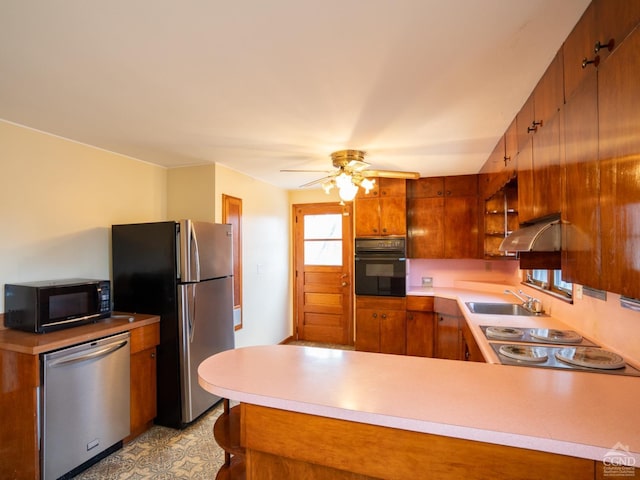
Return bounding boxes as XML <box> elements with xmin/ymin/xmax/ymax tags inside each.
<box><xmin>41</xmin><ymin>331</ymin><xmax>130</xmax><ymax>480</ymax></box>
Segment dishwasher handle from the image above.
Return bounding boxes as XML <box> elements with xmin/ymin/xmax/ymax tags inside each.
<box><xmin>48</xmin><ymin>340</ymin><xmax>129</xmax><ymax>368</ymax></box>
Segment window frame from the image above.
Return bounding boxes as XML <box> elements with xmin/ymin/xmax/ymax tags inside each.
<box><xmin>522</xmin><ymin>268</ymin><xmax>573</xmax><ymax>302</ymax></box>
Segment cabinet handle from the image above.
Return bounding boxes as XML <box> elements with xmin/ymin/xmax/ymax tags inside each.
<box><xmin>341</xmin><ymin>281</ymin><xmax>348</xmax><ymax>287</ymax></box>
<box><xmin>527</xmin><ymin>120</ymin><xmax>542</xmax><ymax>133</ymax></box>
<box><xmin>594</xmin><ymin>39</ymin><xmax>614</xmax><ymax>54</ymax></box>
<box><xmin>446</xmin><ymin>190</ymin><xmax>452</xmax><ymax>196</ymax></box>
<box><xmin>151</xmin><ymin>352</ymin><xmax>156</xmax><ymax>358</ymax></box>
<box><xmin>382</xmin><ymin>228</ymin><xmax>387</xmax><ymax>233</ymax></box>
<box><xmin>373</xmin><ymin>313</ymin><xmax>378</xmax><ymax>318</ymax></box>
<box><xmin>381</xmin><ymin>314</ymin><xmax>387</xmax><ymax>319</ymax></box>
<box><xmin>581</xmin><ymin>56</ymin><xmax>600</xmax><ymax>69</ymax></box>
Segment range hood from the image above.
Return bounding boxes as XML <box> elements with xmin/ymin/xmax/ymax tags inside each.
<box><xmin>499</xmin><ymin>218</ymin><xmax>561</xmax><ymax>252</ymax></box>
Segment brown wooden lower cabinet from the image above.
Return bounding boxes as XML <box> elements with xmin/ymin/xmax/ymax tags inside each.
<box><xmin>355</xmin><ymin>296</ymin><xmax>406</xmax><ymax>354</ymax></box>
<box><xmin>0</xmin><ymin>349</ymin><xmax>39</xmax><ymax>480</ymax></box>
<box><xmin>241</xmin><ymin>403</ymin><xmax>602</xmax><ymax>480</ymax></box>
<box><xmin>434</xmin><ymin>297</ymin><xmax>463</xmax><ymax>360</ymax></box>
<box><xmin>127</xmin><ymin>322</ymin><xmax>160</xmax><ymax>442</ymax></box>
<box><xmin>406</xmin><ymin>296</ymin><xmax>434</xmax><ymax>357</ymax></box>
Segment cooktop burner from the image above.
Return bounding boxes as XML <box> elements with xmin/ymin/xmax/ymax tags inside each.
<box><xmin>555</xmin><ymin>347</ymin><xmax>626</xmax><ymax>370</ymax></box>
<box><xmin>498</xmin><ymin>345</ymin><xmax>548</xmax><ymax>363</ymax></box>
<box><xmin>481</xmin><ymin>326</ymin><xmax>597</xmax><ymax>346</ymax></box>
<box><xmin>490</xmin><ymin>343</ymin><xmax>640</xmax><ymax>376</ymax></box>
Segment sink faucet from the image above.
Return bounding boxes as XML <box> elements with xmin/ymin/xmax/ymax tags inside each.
<box><xmin>504</xmin><ymin>289</ymin><xmax>543</xmax><ymax>314</ymax></box>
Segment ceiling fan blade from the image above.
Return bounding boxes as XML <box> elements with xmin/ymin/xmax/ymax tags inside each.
<box><xmin>280</xmin><ymin>169</ymin><xmax>332</xmax><ymax>173</ymax></box>
<box><xmin>363</xmin><ymin>169</ymin><xmax>420</xmax><ymax>179</ymax></box>
<box><xmin>299</xmin><ymin>175</ymin><xmax>333</xmax><ymax>188</ymax></box>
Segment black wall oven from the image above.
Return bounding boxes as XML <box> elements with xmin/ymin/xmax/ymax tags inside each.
<box><xmin>354</xmin><ymin>237</ymin><xmax>406</xmax><ymax>297</ymax></box>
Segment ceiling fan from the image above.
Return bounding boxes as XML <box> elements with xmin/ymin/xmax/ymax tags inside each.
<box><xmin>281</xmin><ymin>149</ymin><xmax>420</xmax><ymax>201</ymax></box>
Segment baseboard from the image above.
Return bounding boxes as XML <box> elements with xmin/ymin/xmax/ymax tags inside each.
<box><xmin>279</xmin><ymin>335</ymin><xmax>294</xmax><ymax>345</ymax></box>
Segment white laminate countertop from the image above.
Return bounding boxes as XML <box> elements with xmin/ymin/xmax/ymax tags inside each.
<box><xmin>199</xmin><ymin>344</ymin><xmax>640</xmax><ymax>463</ymax></box>
<box><xmin>198</xmin><ymin>286</ymin><xmax>640</xmax><ymax>463</ymax></box>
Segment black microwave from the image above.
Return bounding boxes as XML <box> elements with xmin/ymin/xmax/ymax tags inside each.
<box><xmin>4</xmin><ymin>279</ymin><xmax>111</xmax><ymax>333</ymax></box>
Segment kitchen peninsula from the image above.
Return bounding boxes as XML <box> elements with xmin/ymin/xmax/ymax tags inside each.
<box><xmin>199</xmin><ymin>290</ymin><xmax>640</xmax><ymax>480</ymax></box>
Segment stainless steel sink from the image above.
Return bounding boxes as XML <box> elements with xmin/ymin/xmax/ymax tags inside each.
<box><xmin>465</xmin><ymin>302</ymin><xmax>540</xmax><ymax>316</ymax></box>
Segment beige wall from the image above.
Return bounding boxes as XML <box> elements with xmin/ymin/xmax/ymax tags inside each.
<box><xmin>0</xmin><ymin>122</ymin><xmax>293</xmax><ymax>350</ymax></box>
<box><xmin>214</xmin><ymin>164</ymin><xmax>292</xmax><ymax>347</ymax></box>
<box><xmin>167</xmin><ymin>165</ymin><xmax>216</xmax><ymax>221</ymax></box>
<box><xmin>0</xmin><ymin>120</ymin><xmax>166</xmax><ymax>311</ymax></box>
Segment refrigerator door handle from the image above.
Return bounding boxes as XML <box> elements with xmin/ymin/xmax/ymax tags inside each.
<box><xmin>189</xmin><ymin>284</ymin><xmax>196</xmax><ymax>342</ymax></box>
<box><xmin>179</xmin><ymin>219</ymin><xmax>201</xmax><ymax>283</ymax></box>
<box><xmin>191</xmin><ymin>224</ymin><xmax>201</xmax><ymax>282</ymax></box>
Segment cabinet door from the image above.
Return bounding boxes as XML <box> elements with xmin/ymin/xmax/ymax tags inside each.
<box><xmin>406</xmin><ymin>311</ymin><xmax>434</xmax><ymax>357</ymax></box>
<box><xmin>443</xmin><ymin>175</ymin><xmax>478</xmax><ymax>197</ymax></box>
<box><xmin>379</xmin><ymin>196</ymin><xmax>406</xmax><ymax>235</ymax></box>
<box><xmin>408</xmin><ymin>177</ymin><xmax>444</xmax><ymax>198</ymax></box>
<box><xmin>516</xmin><ymin>93</ymin><xmax>535</xmax><ymax>153</ymax></box>
<box><xmin>444</xmin><ymin>196</ymin><xmax>479</xmax><ymax>259</ymax></box>
<box><xmin>407</xmin><ymin>196</ymin><xmax>444</xmax><ymax>258</ymax></box>
<box><xmin>595</xmin><ymin>0</ymin><xmax>640</xmax><ymax>65</ymax></box>
<box><xmin>435</xmin><ymin>312</ymin><xmax>460</xmax><ymax>360</ymax></box>
<box><xmin>562</xmin><ymin>70</ymin><xmax>600</xmax><ymax>289</ymax></box>
<box><xmin>461</xmin><ymin>322</ymin><xmax>484</xmax><ymax>363</ymax></box>
<box><xmin>563</xmin><ymin>2</ymin><xmax>596</xmax><ymax>102</ymax></box>
<box><xmin>599</xmin><ymin>26</ymin><xmax>640</xmax><ymax>298</ymax></box>
<box><xmin>379</xmin><ymin>309</ymin><xmax>406</xmax><ymax>355</ymax></box>
<box><xmin>517</xmin><ymin>139</ymin><xmax>535</xmax><ymax>223</ymax></box>
<box><xmin>532</xmin><ymin>110</ymin><xmax>563</xmax><ymax>219</ymax></box>
<box><xmin>130</xmin><ymin>347</ymin><xmax>157</xmax><ymax>438</ymax></box>
<box><xmin>355</xmin><ymin>307</ymin><xmax>380</xmax><ymax>352</ymax></box>
<box><xmin>378</xmin><ymin>177</ymin><xmax>406</xmax><ymax>197</ymax></box>
<box><xmin>355</xmin><ymin>197</ymin><xmax>380</xmax><ymax>237</ymax></box>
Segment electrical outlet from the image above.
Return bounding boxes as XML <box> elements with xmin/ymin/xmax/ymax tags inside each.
<box><xmin>575</xmin><ymin>284</ymin><xmax>583</xmax><ymax>300</ymax></box>
<box><xmin>421</xmin><ymin>276</ymin><xmax>433</xmax><ymax>288</ymax></box>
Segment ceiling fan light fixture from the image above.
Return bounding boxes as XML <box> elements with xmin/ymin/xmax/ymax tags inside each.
<box><xmin>337</xmin><ymin>178</ymin><xmax>358</xmax><ymax>201</ymax></box>
<box><xmin>321</xmin><ymin>179</ymin><xmax>335</xmax><ymax>194</ymax></box>
<box><xmin>360</xmin><ymin>177</ymin><xmax>375</xmax><ymax>193</ymax></box>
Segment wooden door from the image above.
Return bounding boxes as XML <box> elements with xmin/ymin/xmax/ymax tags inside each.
<box><xmin>562</xmin><ymin>70</ymin><xmax>600</xmax><ymax>289</ymax></box>
<box><xmin>294</xmin><ymin>203</ymin><xmax>354</xmax><ymax>344</ymax></box>
<box><xmin>407</xmin><ymin>196</ymin><xmax>444</xmax><ymax>258</ymax></box>
<box><xmin>443</xmin><ymin>196</ymin><xmax>479</xmax><ymax>259</ymax></box>
<box><xmin>406</xmin><ymin>311</ymin><xmax>434</xmax><ymax>357</ymax></box>
<box><xmin>598</xmin><ymin>26</ymin><xmax>640</xmax><ymax>298</ymax></box>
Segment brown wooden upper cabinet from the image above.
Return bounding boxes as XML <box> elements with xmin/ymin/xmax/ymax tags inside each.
<box><xmin>479</xmin><ymin>119</ymin><xmax>517</xmax><ymax>201</ymax></box>
<box><xmin>407</xmin><ymin>175</ymin><xmax>480</xmax><ymax>259</ymax></box>
<box><xmin>516</xmin><ymin>51</ymin><xmax>564</xmax><ymax>223</ymax></box>
<box><xmin>355</xmin><ymin>177</ymin><xmax>406</xmax><ymax>237</ymax></box>
<box><xmin>562</xmin><ymin>68</ymin><xmax>600</xmax><ymax>290</ymax></box>
<box><xmin>564</xmin><ymin>0</ymin><xmax>640</xmax><ymax>103</ymax></box>
<box><xmin>598</xmin><ymin>24</ymin><xmax>640</xmax><ymax>299</ymax></box>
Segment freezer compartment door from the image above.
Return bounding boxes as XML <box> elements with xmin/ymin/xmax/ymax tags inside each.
<box><xmin>178</xmin><ymin>278</ymin><xmax>235</xmax><ymax>423</ymax></box>
<box><xmin>179</xmin><ymin>220</ymin><xmax>232</xmax><ymax>282</ymax></box>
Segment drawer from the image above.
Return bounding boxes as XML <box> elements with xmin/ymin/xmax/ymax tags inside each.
<box><xmin>356</xmin><ymin>296</ymin><xmax>406</xmax><ymax>310</ymax></box>
<box><xmin>434</xmin><ymin>297</ymin><xmax>461</xmax><ymax>316</ymax></box>
<box><xmin>130</xmin><ymin>323</ymin><xmax>160</xmax><ymax>354</ymax></box>
<box><xmin>406</xmin><ymin>296</ymin><xmax>434</xmax><ymax>312</ymax></box>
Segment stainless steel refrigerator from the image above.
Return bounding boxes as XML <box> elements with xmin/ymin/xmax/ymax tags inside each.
<box><xmin>111</xmin><ymin>220</ymin><xmax>235</xmax><ymax>428</ymax></box>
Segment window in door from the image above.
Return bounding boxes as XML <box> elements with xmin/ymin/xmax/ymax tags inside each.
<box><xmin>303</xmin><ymin>214</ymin><xmax>342</xmax><ymax>266</ymax></box>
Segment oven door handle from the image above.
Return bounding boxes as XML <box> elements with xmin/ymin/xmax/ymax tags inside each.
<box><xmin>355</xmin><ymin>255</ymin><xmax>406</xmax><ymax>261</ymax></box>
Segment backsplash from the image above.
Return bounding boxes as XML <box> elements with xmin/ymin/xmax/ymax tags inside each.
<box><xmin>407</xmin><ymin>259</ymin><xmax>520</xmax><ymax>287</ymax></box>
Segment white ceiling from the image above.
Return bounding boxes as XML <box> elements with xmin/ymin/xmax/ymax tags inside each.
<box><xmin>0</xmin><ymin>0</ymin><xmax>589</xmax><ymax>190</ymax></box>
